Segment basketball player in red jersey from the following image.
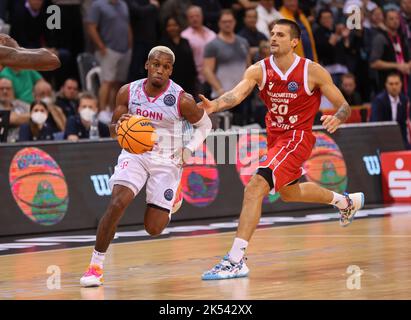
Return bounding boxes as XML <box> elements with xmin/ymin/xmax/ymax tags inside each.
<box><xmin>0</xmin><ymin>34</ymin><xmax>60</xmax><ymax>70</ymax></box>
<box><xmin>200</xmin><ymin>19</ymin><xmax>364</xmax><ymax>280</ymax></box>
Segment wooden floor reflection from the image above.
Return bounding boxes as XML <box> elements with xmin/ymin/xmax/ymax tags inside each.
<box><xmin>1</xmin><ymin>213</ymin><xmax>411</xmax><ymax>299</ymax></box>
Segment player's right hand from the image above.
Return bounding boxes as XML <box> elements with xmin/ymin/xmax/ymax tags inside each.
<box><xmin>115</xmin><ymin>113</ymin><xmax>133</xmax><ymax>134</ymax></box>
<box><xmin>320</xmin><ymin>114</ymin><xmax>341</xmax><ymax>134</ymax></box>
<box><xmin>198</xmin><ymin>94</ymin><xmax>217</xmax><ymax>114</ymax></box>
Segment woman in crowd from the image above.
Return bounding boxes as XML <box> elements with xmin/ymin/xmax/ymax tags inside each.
<box><xmin>18</xmin><ymin>101</ymin><xmax>55</xmax><ymax>142</ymax></box>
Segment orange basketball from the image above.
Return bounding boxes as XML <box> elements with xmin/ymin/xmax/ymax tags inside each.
<box><xmin>117</xmin><ymin>116</ymin><xmax>157</xmax><ymax>154</ymax></box>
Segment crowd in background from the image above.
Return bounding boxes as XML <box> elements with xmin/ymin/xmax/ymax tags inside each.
<box><xmin>0</xmin><ymin>0</ymin><xmax>411</xmax><ymax>149</ymax></box>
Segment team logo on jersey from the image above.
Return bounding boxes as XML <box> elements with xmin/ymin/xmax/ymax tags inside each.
<box><xmin>164</xmin><ymin>94</ymin><xmax>176</xmax><ymax>106</ymax></box>
<box><xmin>268</xmin><ymin>82</ymin><xmax>275</xmax><ymax>91</ymax></box>
<box><xmin>289</xmin><ymin>115</ymin><xmax>298</xmax><ymax>124</ymax></box>
<box><xmin>275</xmin><ymin>116</ymin><xmax>284</xmax><ymax>123</ymax></box>
<box><xmin>164</xmin><ymin>188</ymin><xmax>174</xmax><ymax>201</ymax></box>
<box><xmin>287</xmin><ymin>81</ymin><xmax>299</xmax><ymax>93</ymax></box>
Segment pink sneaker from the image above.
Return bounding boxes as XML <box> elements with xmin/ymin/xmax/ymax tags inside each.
<box><xmin>80</xmin><ymin>265</ymin><xmax>104</xmax><ymax>287</ymax></box>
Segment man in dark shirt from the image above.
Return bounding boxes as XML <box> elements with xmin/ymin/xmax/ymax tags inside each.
<box><xmin>65</xmin><ymin>92</ymin><xmax>109</xmax><ymax>141</ymax></box>
<box><xmin>340</xmin><ymin>73</ymin><xmax>366</xmax><ymax>122</ymax></box>
<box><xmin>238</xmin><ymin>8</ymin><xmax>267</xmax><ymax>57</ymax></box>
<box><xmin>7</xmin><ymin>0</ymin><xmax>48</xmax><ymax>49</ymax></box>
<box><xmin>55</xmin><ymin>78</ymin><xmax>79</xmax><ymax>118</ymax></box>
<box><xmin>371</xmin><ymin>72</ymin><xmax>410</xmax><ymax>148</ymax></box>
<box><xmin>340</xmin><ymin>73</ymin><xmax>362</xmax><ymax>106</ymax></box>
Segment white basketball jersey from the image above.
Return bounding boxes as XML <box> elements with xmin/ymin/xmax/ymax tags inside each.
<box><xmin>126</xmin><ymin>78</ymin><xmax>193</xmax><ymax>162</ymax></box>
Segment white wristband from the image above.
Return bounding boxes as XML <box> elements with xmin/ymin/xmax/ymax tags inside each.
<box><xmin>185</xmin><ymin>111</ymin><xmax>212</xmax><ymax>152</ymax></box>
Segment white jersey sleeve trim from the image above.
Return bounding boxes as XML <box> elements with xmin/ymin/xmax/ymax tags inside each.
<box><xmin>258</xmin><ymin>60</ymin><xmax>267</xmax><ymax>91</ymax></box>
<box><xmin>304</xmin><ymin>59</ymin><xmax>314</xmax><ymax>96</ymax></box>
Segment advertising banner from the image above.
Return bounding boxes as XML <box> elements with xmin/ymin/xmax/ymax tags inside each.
<box><xmin>0</xmin><ymin>122</ymin><xmax>404</xmax><ymax>236</ymax></box>
<box><xmin>381</xmin><ymin>150</ymin><xmax>411</xmax><ymax>203</ymax></box>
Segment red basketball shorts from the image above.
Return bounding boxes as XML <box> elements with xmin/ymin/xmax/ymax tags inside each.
<box><xmin>257</xmin><ymin>129</ymin><xmax>316</xmax><ymax>193</ymax></box>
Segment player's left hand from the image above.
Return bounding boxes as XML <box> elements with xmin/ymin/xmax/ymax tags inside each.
<box><xmin>182</xmin><ymin>148</ymin><xmax>193</xmax><ymax>164</ymax></box>
<box><xmin>320</xmin><ymin>115</ymin><xmax>341</xmax><ymax>134</ymax></box>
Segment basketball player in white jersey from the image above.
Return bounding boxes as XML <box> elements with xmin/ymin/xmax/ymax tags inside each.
<box><xmin>0</xmin><ymin>33</ymin><xmax>60</xmax><ymax>70</ymax></box>
<box><xmin>80</xmin><ymin>46</ymin><xmax>212</xmax><ymax>287</ymax></box>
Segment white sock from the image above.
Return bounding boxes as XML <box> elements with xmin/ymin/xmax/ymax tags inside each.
<box><xmin>90</xmin><ymin>249</ymin><xmax>105</xmax><ymax>269</ymax></box>
<box><xmin>330</xmin><ymin>192</ymin><xmax>349</xmax><ymax>210</ymax></box>
<box><xmin>228</xmin><ymin>237</ymin><xmax>248</xmax><ymax>263</ymax></box>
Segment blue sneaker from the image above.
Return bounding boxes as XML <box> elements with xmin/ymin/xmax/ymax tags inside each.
<box><xmin>339</xmin><ymin>192</ymin><xmax>365</xmax><ymax>227</ymax></box>
<box><xmin>202</xmin><ymin>255</ymin><xmax>249</xmax><ymax>280</ymax></box>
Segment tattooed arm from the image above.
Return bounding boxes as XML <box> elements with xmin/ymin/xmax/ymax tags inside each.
<box><xmin>309</xmin><ymin>62</ymin><xmax>351</xmax><ymax>133</ymax></box>
<box><xmin>333</xmin><ymin>102</ymin><xmax>351</xmax><ymax>122</ymax></box>
<box><xmin>198</xmin><ymin>62</ymin><xmax>262</xmax><ymax>114</ymax></box>
<box><xmin>0</xmin><ymin>34</ymin><xmax>60</xmax><ymax>71</ymax></box>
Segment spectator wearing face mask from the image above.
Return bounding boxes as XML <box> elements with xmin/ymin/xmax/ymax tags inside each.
<box><xmin>18</xmin><ymin>100</ymin><xmax>55</xmax><ymax>142</ymax></box>
<box><xmin>33</xmin><ymin>80</ymin><xmax>66</xmax><ymax>133</ymax></box>
<box><xmin>65</xmin><ymin>92</ymin><xmax>110</xmax><ymax>141</ymax></box>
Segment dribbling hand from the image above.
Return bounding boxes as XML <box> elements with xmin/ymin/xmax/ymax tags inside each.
<box><xmin>320</xmin><ymin>115</ymin><xmax>341</xmax><ymax>134</ymax></box>
<box><xmin>115</xmin><ymin>113</ymin><xmax>133</xmax><ymax>134</ymax></box>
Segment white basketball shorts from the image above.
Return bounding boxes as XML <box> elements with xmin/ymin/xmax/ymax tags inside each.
<box><xmin>108</xmin><ymin>151</ymin><xmax>183</xmax><ymax>211</ymax></box>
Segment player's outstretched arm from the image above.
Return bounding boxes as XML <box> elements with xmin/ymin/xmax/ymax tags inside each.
<box><xmin>180</xmin><ymin>92</ymin><xmax>212</xmax><ymax>162</ymax></box>
<box><xmin>310</xmin><ymin>62</ymin><xmax>351</xmax><ymax>134</ymax></box>
<box><xmin>111</xmin><ymin>84</ymin><xmax>131</xmax><ymax>138</ymax></box>
<box><xmin>198</xmin><ymin>62</ymin><xmax>262</xmax><ymax>114</ymax></box>
<box><xmin>0</xmin><ymin>34</ymin><xmax>60</xmax><ymax>71</ymax></box>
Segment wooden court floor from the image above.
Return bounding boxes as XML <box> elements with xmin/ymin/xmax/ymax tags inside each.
<box><xmin>1</xmin><ymin>213</ymin><xmax>411</xmax><ymax>300</ymax></box>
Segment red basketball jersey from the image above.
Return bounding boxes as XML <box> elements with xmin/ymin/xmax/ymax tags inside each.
<box><xmin>259</xmin><ymin>55</ymin><xmax>321</xmax><ymax>140</ymax></box>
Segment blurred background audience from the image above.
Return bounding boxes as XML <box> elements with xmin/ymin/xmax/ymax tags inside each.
<box><xmin>0</xmin><ymin>0</ymin><xmax>410</xmax><ymax>147</ymax></box>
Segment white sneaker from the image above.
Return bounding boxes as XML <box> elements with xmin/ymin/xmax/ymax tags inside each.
<box><xmin>339</xmin><ymin>192</ymin><xmax>365</xmax><ymax>227</ymax></box>
<box><xmin>80</xmin><ymin>265</ymin><xmax>104</xmax><ymax>287</ymax></box>
<box><xmin>202</xmin><ymin>255</ymin><xmax>249</xmax><ymax>280</ymax></box>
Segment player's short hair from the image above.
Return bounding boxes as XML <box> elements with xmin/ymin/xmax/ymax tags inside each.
<box><xmin>148</xmin><ymin>46</ymin><xmax>175</xmax><ymax>64</ymax></box>
<box><xmin>273</xmin><ymin>19</ymin><xmax>302</xmax><ymax>39</ymax></box>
